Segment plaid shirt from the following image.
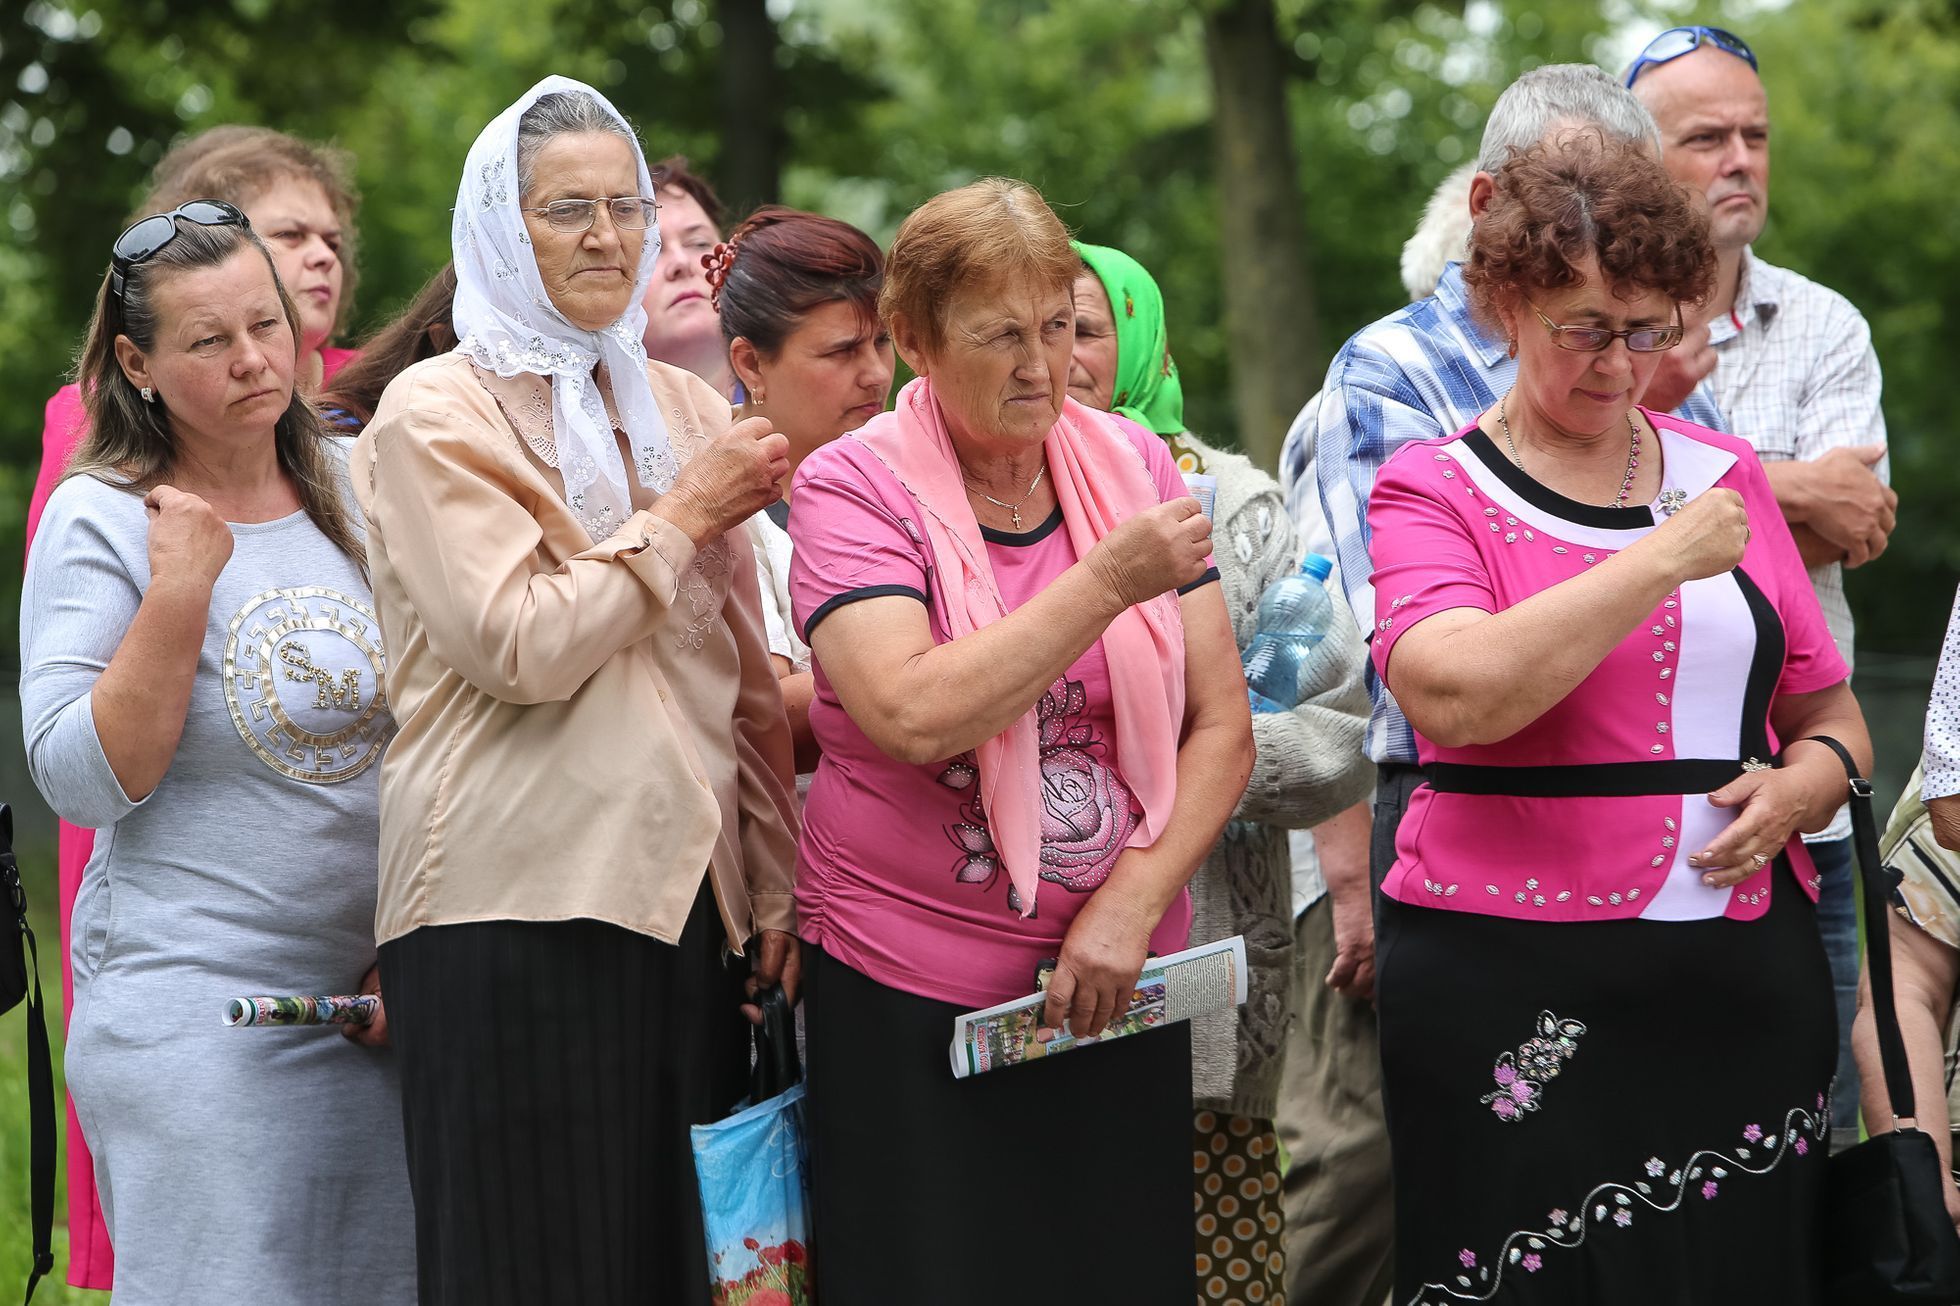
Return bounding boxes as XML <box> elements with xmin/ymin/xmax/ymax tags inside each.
<box><xmin>1279</xmin><ymin>263</ymin><xmax>1728</xmax><ymax>765</ymax></box>
<box><xmin>1706</xmin><ymin>249</ymin><xmax>1887</xmax><ymax>671</ymax></box>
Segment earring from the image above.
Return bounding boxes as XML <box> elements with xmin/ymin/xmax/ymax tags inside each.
<box><xmin>140</xmin><ymin>386</ymin><xmax>155</xmax><ymax>403</ymax></box>
<box><xmin>1505</xmin><ymin>338</ymin><xmax>1518</xmax><ymax>361</ymax></box>
<box><xmin>752</xmin><ymin>387</ymin><xmax>766</xmax><ymax>405</ymax></box>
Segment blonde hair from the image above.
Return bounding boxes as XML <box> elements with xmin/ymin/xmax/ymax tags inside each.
<box><xmin>69</xmin><ymin>217</ymin><xmax>367</xmax><ymax>580</ymax></box>
<box><xmin>880</xmin><ymin>178</ymin><xmax>1078</xmax><ymax>356</ymax></box>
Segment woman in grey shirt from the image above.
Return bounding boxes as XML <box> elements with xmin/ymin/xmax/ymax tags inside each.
<box><xmin>19</xmin><ymin>205</ymin><xmax>413</xmax><ymax>1302</ymax></box>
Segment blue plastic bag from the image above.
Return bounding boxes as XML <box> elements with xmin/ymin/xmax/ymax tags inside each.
<box><xmin>691</xmin><ymin>987</ymin><xmax>814</xmax><ymax>1304</ymax></box>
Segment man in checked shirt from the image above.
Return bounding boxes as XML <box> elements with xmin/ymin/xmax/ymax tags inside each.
<box><xmin>1630</xmin><ymin>25</ymin><xmax>1898</xmax><ymax>1148</ymax></box>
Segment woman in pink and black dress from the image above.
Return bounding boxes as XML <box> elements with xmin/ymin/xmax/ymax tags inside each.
<box><xmin>1367</xmin><ymin>134</ymin><xmax>1870</xmax><ymax>1305</ymax></box>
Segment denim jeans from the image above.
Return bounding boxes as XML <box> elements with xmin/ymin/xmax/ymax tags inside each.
<box><xmin>1807</xmin><ymin>835</ymin><xmax>1862</xmax><ymax>1142</ymax></box>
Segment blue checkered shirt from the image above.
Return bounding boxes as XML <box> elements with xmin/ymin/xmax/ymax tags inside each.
<box><xmin>1278</xmin><ymin>263</ymin><xmax>1729</xmax><ymax>765</ymax></box>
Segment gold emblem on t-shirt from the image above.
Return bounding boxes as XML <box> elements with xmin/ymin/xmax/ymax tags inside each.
<box><xmin>223</xmin><ymin>586</ymin><xmax>392</xmax><ymax>783</ymax></box>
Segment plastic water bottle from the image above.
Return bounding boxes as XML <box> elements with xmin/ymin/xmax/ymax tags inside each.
<box><xmin>1242</xmin><ymin>554</ymin><xmax>1340</xmax><ymax>713</ymax></box>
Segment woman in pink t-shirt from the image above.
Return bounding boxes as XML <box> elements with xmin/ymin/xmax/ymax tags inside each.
<box><xmin>23</xmin><ymin>124</ymin><xmax>362</xmax><ymax>1292</ymax></box>
<box><xmin>788</xmin><ymin>180</ymin><xmax>1252</xmax><ymax>1306</ymax></box>
<box><xmin>1368</xmin><ymin>136</ymin><xmax>1871</xmax><ymax>1306</ymax></box>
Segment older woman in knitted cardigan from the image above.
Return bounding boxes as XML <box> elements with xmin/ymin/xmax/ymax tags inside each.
<box><xmin>1070</xmin><ymin>239</ymin><xmax>1374</xmax><ymax>1299</ymax></box>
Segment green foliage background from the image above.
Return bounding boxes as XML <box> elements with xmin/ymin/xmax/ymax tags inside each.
<box><xmin>3</xmin><ymin>0</ymin><xmax>1956</xmax><ymax>658</ymax></box>
<box><xmin>0</xmin><ymin>1</ymin><xmax>1957</xmax><ymax>1292</ymax></box>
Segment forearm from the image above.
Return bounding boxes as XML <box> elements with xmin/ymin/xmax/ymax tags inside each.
<box><xmin>1314</xmin><ymin>801</ymin><xmax>1374</xmax><ymax>895</ymax></box>
<box><xmin>860</xmin><ymin>565</ymin><xmax>1124</xmax><ymax>764</ymax></box>
<box><xmin>1391</xmin><ymin>544</ymin><xmax>1679</xmax><ymax>747</ymax></box>
<box><xmin>1774</xmin><ymin>688</ymin><xmax>1873</xmax><ymax>831</ymax></box>
<box><xmin>1789</xmin><ymin>524</ymin><xmax>1839</xmax><ymax>570</ymax></box>
<box><xmin>90</xmin><ymin>578</ymin><xmax>211</xmax><ymax>800</ymax></box>
<box><xmin>1110</xmin><ymin>709</ymin><xmax>1254</xmax><ymax>925</ymax></box>
<box><xmin>1763</xmin><ymin>460</ymin><xmax>1818</xmax><ymax>526</ymax></box>
<box><xmin>779</xmin><ymin>671</ymin><xmax>819</xmax><ymax>773</ymax></box>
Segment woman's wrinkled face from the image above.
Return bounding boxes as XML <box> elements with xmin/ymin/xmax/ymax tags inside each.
<box><xmin>244</xmin><ymin>176</ymin><xmax>344</xmax><ymax>355</ymax></box>
<box><xmin>1067</xmin><ymin>271</ymin><xmax>1119</xmax><ymax>412</ymax></box>
<box><xmin>119</xmin><ymin>246</ymin><xmax>296</xmax><ymax>445</ymax></box>
<box><xmin>521</xmin><ymin>131</ymin><xmax>647</xmax><ymax>333</ymax></box>
<box><xmin>918</xmin><ymin>276</ymin><xmax>1073</xmax><ymax>450</ymax></box>
<box><xmin>1501</xmin><ymin>253</ymin><xmax>1675</xmax><ymax>437</ymax></box>
<box><xmin>748</xmin><ymin>299</ymin><xmax>894</xmax><ymax>464</ymax></box>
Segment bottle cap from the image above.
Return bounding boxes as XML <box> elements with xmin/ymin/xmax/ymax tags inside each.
<box><xmin>1300</xmin><ymin>553</ymin><xmax>1333</xmax><ymax>582</ymax></box>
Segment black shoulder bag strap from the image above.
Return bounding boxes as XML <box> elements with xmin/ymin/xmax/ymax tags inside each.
<box><xmin>0</xmin><ymin>806</ymin><xmax>55</xmax><ymax>1303</ymax></box>
<box><xmin>1803</xmin><ymin>737</ymin><xmax>1960</xmax><ymax>1303</ymax></box>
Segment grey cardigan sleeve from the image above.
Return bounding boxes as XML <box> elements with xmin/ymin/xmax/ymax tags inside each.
<box><xmin>21</xmin><ymin>480</ymin><xmax>153</xmax><ymax>829</ymax></box>
<box><xmin>1214</xmin><ymin>466</ymin><xmax>1374</xmax><ymax>829</ymax></box>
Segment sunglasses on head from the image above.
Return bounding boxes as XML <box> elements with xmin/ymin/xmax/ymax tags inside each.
<box><xmin>1623</xmin><ymin>26</ymin><xmax>1758</xmax><ymax>87</ymax></box>
<box><xmin>108</xmin><ymin>200</ymin><xmax>251</xmax><ymax>302</ymax></box>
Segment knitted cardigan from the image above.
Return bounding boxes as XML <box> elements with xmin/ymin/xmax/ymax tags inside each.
<box><xmin>1179</xmin><ymin>436</ymin><xmax>1374</xmax><ymax>1119</ymax></box>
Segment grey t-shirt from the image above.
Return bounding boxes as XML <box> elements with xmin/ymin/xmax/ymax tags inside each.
<box><xmin>20</xmin><ymin>469</ymin><xmax>413</xmax><ymax>1302</ymax></box>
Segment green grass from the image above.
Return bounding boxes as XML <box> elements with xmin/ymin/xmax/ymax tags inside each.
<box><xmin>1</xmin><ymin>834</ymin><xmax>100</xmax><ymax>1303</ymax></box>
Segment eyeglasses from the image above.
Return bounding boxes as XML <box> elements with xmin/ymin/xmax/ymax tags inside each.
<box><xmin>109</xmin><ymin>199</ymin><xmax>250</xmax><ymax>300</ymax></box>
<box><xmin>1623</xmin><ymin>26</ymin><xmax>1758</xmax><ymax>87</ymax></box>
<box><xmin>521</xmin><ymin>196</ymin><xmax>659</xmax><ymax>234</ymax></box>
<box><xmin>1530</xmin><ymin>304</ymin><xmax>1684</xmax><ymax>353</ymax></box>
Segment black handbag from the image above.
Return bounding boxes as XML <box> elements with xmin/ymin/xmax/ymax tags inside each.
<box><xmin>748</xmin><ymin>983</ymin><xmax>801</xmax><ymax>1103</ymax></box>
<box><xmin>1808</xmin><ymin>737</ymin><xmax>1960</xmax><ymax>1303</ymax></box>
<box><xmin>0</xmin><ymin>805</ymin><xmax>55</xmax><ymax>1304</ymax></box>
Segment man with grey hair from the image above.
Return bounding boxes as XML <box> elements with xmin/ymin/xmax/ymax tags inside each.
<box><xmin>1629</xmin><ymin>24</ymin><xmax>1896</xmax><ymax>1147</ymax></box>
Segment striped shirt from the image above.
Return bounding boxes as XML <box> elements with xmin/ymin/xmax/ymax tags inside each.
<box><xmin>1283</xmin><ymin>263</ymin><xmax>1728</xmax><ymax>765</ymax></box>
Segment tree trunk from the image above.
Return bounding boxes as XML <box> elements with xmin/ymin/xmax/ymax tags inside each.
<box><xmin>717</xmin><ymin>0</ymin><xmax>781</xmax><ymax>213</ymax></box>
<box><xmin>1203</xmin><ymin>0</ymin><xmax>1320</xmax><ymax>470</ymax></box>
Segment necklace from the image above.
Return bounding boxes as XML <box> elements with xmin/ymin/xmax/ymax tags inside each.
<box><xmin>1497</xmin><ymin>395</ymin><xmax>1641</xmax><ymax>508</ymax></box>
<box><xmin>965</xmin><ymin>464</ymin><xmax>1048</xmax><ymax>531</ymax></box>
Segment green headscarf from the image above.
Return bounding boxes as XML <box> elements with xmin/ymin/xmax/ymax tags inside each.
<box><xmin>1072</xmin><ymin>240</ymin><xmax>1186</xmax><ymax>438</ymax></box>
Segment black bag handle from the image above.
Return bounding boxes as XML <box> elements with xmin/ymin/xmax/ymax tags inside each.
<box><xmin>0</xmin><ymin>805</ymin><xmax>55</xmax><ymax>1303</ymax></box>
<box><xmin>748</xmin><ymin>984</ymin><xmax>801</xmax><ymax>1104</ymax></box>
<box><xmin>1795</xmin><ymin>736</ymin><xmax>1917</xmax><ymax>1128</ymax></box>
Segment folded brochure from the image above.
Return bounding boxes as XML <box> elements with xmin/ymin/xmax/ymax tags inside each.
<box><xmin>950</xmin><ymin>935</ymin><xmax>1247</xmax><ymax>1077</ymax></box>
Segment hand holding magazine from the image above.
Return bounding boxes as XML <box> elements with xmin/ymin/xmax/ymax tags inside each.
<box><xmin>950</xmin><ymin>935</ymin><xmax>1247</xmax><ymax>1078</ymax></box>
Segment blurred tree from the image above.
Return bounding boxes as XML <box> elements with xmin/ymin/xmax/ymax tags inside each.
<box><xmin>1204</xmin><ymin>0</ymin><xmax>1320</xmax><ymax>470</ymax></box>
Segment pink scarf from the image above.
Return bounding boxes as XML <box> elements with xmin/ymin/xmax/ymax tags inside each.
<box><xmin>853</xmin><ymin>377</ymin><xmax>1186</xmax><ymax>918</ymax></box>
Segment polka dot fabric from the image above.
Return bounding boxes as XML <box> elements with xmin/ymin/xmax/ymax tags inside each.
<box><xmin>1192</xmin><ymin>1110</ymin><xmax>1285</xmax><ymax>1303</ymax></box>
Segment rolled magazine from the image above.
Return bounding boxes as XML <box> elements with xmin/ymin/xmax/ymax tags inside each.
<box><xmin>950</xmin><ymin>935</ymin><xmax>1247</xmax><ymax>1078</ymax></box>
<box><xmin>223</xmin><ymin>994</ymin><xmax>378</xmax><ymax>1028</ymax></box>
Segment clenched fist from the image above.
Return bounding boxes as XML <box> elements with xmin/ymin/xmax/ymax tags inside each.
<box><xmin>655</xmin><ymin>416</ymin><xmax>791</xmax><ymax>546</ymax></box>
<box><xmin>1646</xmin><ymin>487</ymin><xmax>1748</xmax><ymax>584</ymax></box>
<box><xmin>144</xmin><ymin>485</ymin><xmax>233</xmax><ymax>593</ymax></box>
<box><xmin>1084</xmin><ymin>497</ymin><xmax>1212</xmax><ymax>611</ymax></box>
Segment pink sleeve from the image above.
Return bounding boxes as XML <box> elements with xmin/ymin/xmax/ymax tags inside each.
<box><xmin>1366</xmin><ymin>444</ymin><xmax>1496</xmax><ymax>681</ymax></box>
<box><xmin>1113</xmin><ymin>416</ymin><xmax>1218</xmax><ymax>579</ymax></box>
<box><xmin>787</xmin><ymin>448</ymin><xmax>931</xmax><ymax>645</ymax></box>
<box><xmin>1731</xmin><ymin>456</ymin><xmax>1848</xmax><ymax>696</ymax></box>
<box><xmin>26</xmin><ymin>385</ymin><xmax>88</xmax><ymax>560</ymax></box>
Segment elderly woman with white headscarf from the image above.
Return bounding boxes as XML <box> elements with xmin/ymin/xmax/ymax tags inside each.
<box><xmin>353</xmin><ymin>77</ymin><xmax>800</xmax><ymax>1304</ymax></box>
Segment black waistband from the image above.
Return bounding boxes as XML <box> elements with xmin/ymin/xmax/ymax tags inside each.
<box><xmin>1423</xmin><ymin>759</ymin><xmax>1752</xmax><ymax>798</ymax></box>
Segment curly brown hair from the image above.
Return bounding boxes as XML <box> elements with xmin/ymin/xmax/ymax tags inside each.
<box><xmin>1464</xmin><ymin>129</ymin><xmax>1714</xmax><ymax>334</ymax></box>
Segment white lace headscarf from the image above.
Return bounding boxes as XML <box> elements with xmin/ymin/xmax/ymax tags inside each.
<box><xmin>452</xmin><ymin>75</ymin><xmax>681</xmax><ymax>540</ymax></box>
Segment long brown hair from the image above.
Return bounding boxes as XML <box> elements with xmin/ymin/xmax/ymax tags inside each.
<box><xmin>69</xmin><ymin>215</ymin><xmax>367</xmax><ymax>579</ymax></box>
<box><xmin>317</xmin><ymin>262</ymin><xmax>457</xmax><ymax>431</ymax></box>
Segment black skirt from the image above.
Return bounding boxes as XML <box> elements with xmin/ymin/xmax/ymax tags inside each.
<box><xmin>1375</xmin><ymin>875</ymin><xmax>1835</xmax><ymax>1306</ymax></box>
<box><xmin>378</xmin><ymin>881</ymin><xmax>750</xmax><ymax>1306</ymax></box>
<box><xmin>802</xmin><ymin>944</ymin><xmax>1194</xmax><ymax>1305</ymax></box>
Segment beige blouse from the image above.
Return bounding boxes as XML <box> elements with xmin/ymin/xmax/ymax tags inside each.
<box><xmin>353</xmin><ymin>352</ymin><xmax>799</xmax><ymax>951</ymax></box>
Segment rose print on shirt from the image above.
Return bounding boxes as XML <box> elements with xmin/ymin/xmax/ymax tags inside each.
<box><xmin>938</xmin><ymin>676</ymin><xmax>1143</xmax><ymax>911</ymax></box>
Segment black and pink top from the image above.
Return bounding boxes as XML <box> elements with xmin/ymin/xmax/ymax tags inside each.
<box><xmin>1367</xmin><ymin>410</ymin><xmax>1849</xmax><ymax>923</ymax></box>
